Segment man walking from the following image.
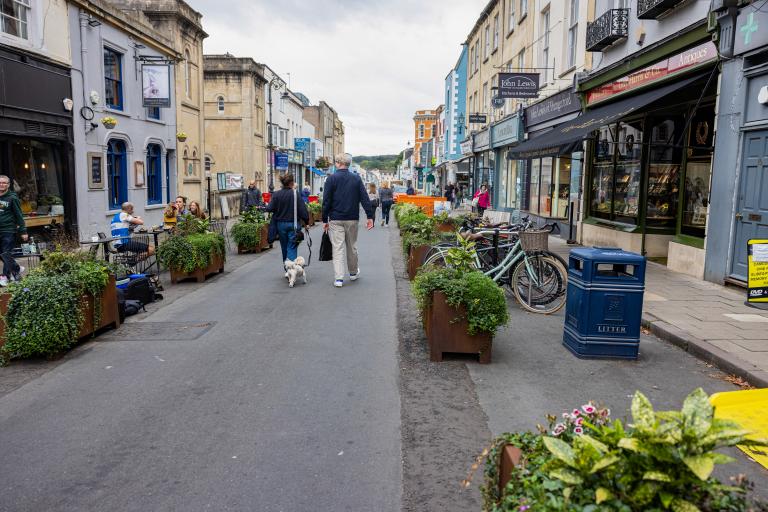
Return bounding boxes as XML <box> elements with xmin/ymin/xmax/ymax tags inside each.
<box><xmin>0</xmin><ymin>175</ymin><xmax>28</xmax><ymax>286</ymax></box>
<box><xmin>322</xmin><ymin>154</ymin><xmax>374</xmax><ymax>288</ymax></box>
<box><xmin>240</xmin><ymin>180</ymin><xmax>263</xmax><ymax>213</ymax></box>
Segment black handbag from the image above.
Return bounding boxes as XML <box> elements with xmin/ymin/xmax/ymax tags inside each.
<box><xmin>319</xmin><ymin>231</ymin><xmax>333</xmax><ymax>261</ymax></box>
<box><xmin>293</xmin><ymin>189</ymin><xmax>304</xmax><ymax>246</ymax></box>
<box><xmin>267</xmin><ymin>216</ymin><xmax>279</xmax><ymax>244</ymax></box>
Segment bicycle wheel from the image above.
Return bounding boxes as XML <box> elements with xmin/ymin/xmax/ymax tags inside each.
<box><xmin>422</xmin><ymin>249</ymin><xmax>450</xmax><ymax>268</ymax></box>
<box><xmin>510</xmin><ymin>255</ymin><xmax>567</xmax><ymax>314</ymax></box>
<box><xmin>421</xmin><ymin>242</ymin><xmax>456</xmax><ymax>266</ymax></box>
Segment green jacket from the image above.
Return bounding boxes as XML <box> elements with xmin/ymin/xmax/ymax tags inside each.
<box><xmin>0</xmin><ymin>191</ymin><xmax>27</xmax><ymax>234</ymax></box>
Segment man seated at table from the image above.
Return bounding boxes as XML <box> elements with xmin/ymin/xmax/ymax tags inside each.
<box><xmin>111</xmin><ymin>202</ymin><xmax>155</xmax><ymax>258</ymax></box>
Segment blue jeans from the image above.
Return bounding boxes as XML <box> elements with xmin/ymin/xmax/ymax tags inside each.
<box><xmin>277</xmin><ymin>221</ymin><xmax>298</xmax><ymax>263</ymax></box>
<box><xmin>0</xmin><ymin>232</ymin><xmax>19</xmax><ymax>278</ymax></box>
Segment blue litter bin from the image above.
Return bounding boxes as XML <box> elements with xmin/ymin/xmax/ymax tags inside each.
<box><xmin>563</xmin><ymin>247</ymin><xmax>646</xmax><ymax>359</ymax></box>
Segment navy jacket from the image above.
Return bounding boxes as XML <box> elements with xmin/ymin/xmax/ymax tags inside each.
<box><xmin>322</xmin><ymin>169</ymin><xmax>373</xmax><ymax>222</ymax></box>
<box><xmin>266</xmin><ymin>188</ymin><xmax>309</xmax><ymax>224</ymax></box>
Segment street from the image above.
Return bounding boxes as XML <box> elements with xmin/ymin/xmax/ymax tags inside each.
<box><xmin>1</xmin><ymin>223</ymin><xmax>766</xmax><ymax>511</ymax></box>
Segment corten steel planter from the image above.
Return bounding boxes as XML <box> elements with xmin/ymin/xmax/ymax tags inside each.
<box><xmin>260</xmin><ymin>224</ymin><xmax>270</xmax><ymax>249</ymax></box>
<box><xmin>79</xmin><ymin>275</ymin><xmax>120</xmax><ymax>338</ymax></box>
<box><xmin>437</xmin><ymin>222</ymin><xmax>455</xmax><ymax>233</ymax></box>
<box><xmin>498</xmin><ymin>444</ymin><xmax>523</xmax><ymax>496</ymax></box>
<box><xmin>0</xmin><ymin>293</ymin><xmax>9</xmax><ymax>348</ymax></box>
<box><xmin>237</xmin><ymin>243</ymin><xmax>261</xmax><ymax>254</ymax></box>
<box><xmin>407</xmin><ymin>245</ymin><xmax>430</xmax><ymax>280</ymax></box>
<box><xmin>170</xmin><ymin>254</ymin><xmax>225</xmax><ymax>284</ymax></box>
<box><xmin>428</xmin><ymin>291</ymin><xmax>493</xmax><ymax>364</ymax></box>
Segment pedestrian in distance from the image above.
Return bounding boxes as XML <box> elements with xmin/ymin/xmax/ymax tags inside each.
<box><xmin>445</xmin><ymin>182</ymin><xmax>455</xmax><ymax>203</ymax></box>
<box><xmin>406</xmin><ymin>181</ymin><xmax>416</xmax><ymax>195</ymax></box>
<box><xmin>265</xmin><ymin>173</ymin><xmax>309</xmax><ymax>266</ymax></box>
<box><xmin>189</xmin><ymin>200</ymin><xmax>206</xmax><ymax>220</ymax></box>
<box><xmin>0</xmin><ymin>174</ymin><xmax>27</xmax><ymax>286</ymax></box>
<box><xmin>240</xmin><ymin>180</ymin><xmax>263</xmax><ymax>213</ymax></box>
<box><xmin>322</xmin><ymin>154</ymin><xmax>374</xmax><ymax>288</ymax></box>
<box><xmin>301</xmin><ymin>185</ymin><xmax>311</xmax><ymax>204</ymax></box>
<box><xmin>367</xmin><ymin>183</ymin><xmax>379</xmax><ymax>224</ymax></box>
<box><xmin>379</xmin><ymin>182</ymin><xmax>394</xmax><ymax>226</ymax></box>
<box><xmin>473</xmin><ymin>184</ymin><xmax>490</xmax><ymax>218</ymax></box>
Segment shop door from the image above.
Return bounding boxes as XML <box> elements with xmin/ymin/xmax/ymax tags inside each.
<box><xmin>731</xmin><ymin>131</ymin><xmax>768</xmax><ymax>280</ymax></box>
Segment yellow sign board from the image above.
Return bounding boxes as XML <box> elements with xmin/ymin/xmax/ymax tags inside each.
<box><xmin>711</xmin><ymin>389</ymin><xmax>768</xmax><ymax>470</ymax></box>
<box><xmin>747</xmin><ymin>239</ymin><xmax>768</xmax><ymax>303</ymax></box>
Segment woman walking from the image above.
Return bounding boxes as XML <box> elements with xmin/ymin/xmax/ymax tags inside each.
<box><xmin>473</xmin><ymin>184</ymin><xmax>490</xmax><ymax>218</ymax></box>
<box><xmin>367</xmin><ymin>183</ymin><xmax>379</xmax><ymax>224</ymax></box>
<box><xmin>379</xmin><ymin>182</ymin><xmax>394</xmax><ymax>226</ymax></box>
<box><xmin>265</xmin><ymin>173</ymin><xmax>309</xmax><ymax>265</ymax></box>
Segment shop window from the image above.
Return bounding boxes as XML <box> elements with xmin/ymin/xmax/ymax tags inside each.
<box><xmin>590</xmin><ymin>124</ymin><xmax>617</xmax><ymax>220</ymax></box>
<box><xmin>107</xmin><ymin>139</ymin><xmax>127</xmax><ymax>210</ymax></box>
<box><xmin>104</xmin><ymin>48</ymin><xmax>123</xmax><ymax>111</ymax></box>
<box><xmin>553</xmin><ymin>157</ymin><xmax>572</xmax><ymax>219</ymax></box>
<box><xmin>647</xmin><ymin>116</ymin><xmax>682</xmax><ymax>228</ymax></box>
<box><xmin>6</xmin><ymin>138</ymin><xmax>66</xmax><ymax>224</ymax></box>
<box><xmin>146</xmin><ymin>144</ymin><xmax>163</xmax><ymax>205</ymax></box>
<box><xmin>614</xmin><ymin>120</ymin><xmax>643</xmax><ymax>224</ymax></box>
<box><xmin>1</xmin><ymin>0</ymin><xmax>29</xmax><ymax>39</ymax></box>
<box><xmin>529</xmin><ymin>158</ymin><xmax>541</xmax><ymax>214</ymax></box>
<box><xmin>681</xmin><ymin>104</ymin><xmax>715</xmax><ymax>237</ymax></box>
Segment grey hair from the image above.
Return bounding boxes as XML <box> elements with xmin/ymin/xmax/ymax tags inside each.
<box><xmin>122</xmin><ymin>202</ymin><xmax>134</xmax><ymax>211</ymax></box>
<box><xmin>0</xmin><ymin>175</ymin><xmax>10</xmax><ymax>183</ymax></box>
<box><xmin>334</xmin><ymin>153</ymin><xmax>352</xmax><ymax>168</ymax></box>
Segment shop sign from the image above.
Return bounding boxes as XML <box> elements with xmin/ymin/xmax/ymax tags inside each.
<box><xmin>524</xmin><ymin>89</ymin><xmax>581</xmax><ymax>128</ymax></box>
<box><xmin>473</xmin><ymin>129</ymin><xmax>490</xmax><ymax>152</ymax></box>
<box><xmin>498</xmin><ymin>72</ymin><xmax>540</xmax><ymax>99</ymax></box>
<box><xmin>142</xmin><ymin>65</ymin><xmax>171</xmax><ymax>108</ymax></box>
<box><xmin>748</xmin><ymin>239</ymin><xmax>768</xmax><ymax>304</ymax></box>
<box><xmin>275</xmin><ymin>151</ymin><xmax>289</xmax><ymax>171</ymax></box>
<box><xmin>469</xmin><ymin>113</ymin><xmax>487</xmax><ymax>124</ymax></box>
<box><xmin>491</xmin><ymin>114</ymin><xmax>521</xmax><ymax>148</ymax></box>
<box><xmin>460</xmin><ymin>139</ymin><xmax>473</xmax><ymax>155</ymax></box>
<box><xmin>735</xmin><ymin>10</ymin><xmax>768</xmax><ymax>56</ymax></box>
<box><xmin>586</xmin><ymin>41</ymin><xmax>717</xmax><ymax>105</ymax></box>
<box><xmin>294</xmin><ymin>138</ymin><xmax>310</xmax><ymax>152</ymax></box>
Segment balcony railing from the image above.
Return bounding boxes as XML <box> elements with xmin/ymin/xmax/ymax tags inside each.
<box><xmin>586</xmin><ymin>8</ymin><xmax>629</xmax><ymax>52</ymax></box>
<box><xmin>637</xmin><ymin>0</ymin><xmax>685</xmax><ymax>19</ymax></box>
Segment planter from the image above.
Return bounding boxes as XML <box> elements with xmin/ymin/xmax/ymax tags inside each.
<box><xmin>237</xmin><ymin>243</ymin><xmax>261</xmax><ymax>254</ymax></box>
<box><xmin>260</xmin><ymin>224</ymin><xmax>270</xmax><ymax>249</ymax></box>
<box><xmin>0</xmin><ymin>293</ymin><xmax>9</xmax><ymax>349</ymax></box>
<box><xmin>78</xmin><ymin>275</ymin><xmax>120</xmax><ymax>338</ymax></box>
<box><xmin>498</xmin><ymin>444</ymin><xmax>523</xmax><ymax>496</ymax></box>
<box><xmin>427</xmin><ymin>291</ymin><xmax>492</xmax><ymax>363</ymax></box>
<box><xmin>177</xmin><ymin>136</ymin><xmax>187</xmax><ymax>142</ymax></box>
<box><xmin>170</xmin><ymin>253</ymin><xmax>224</xmax><ymax>284</ymax></box>
<box><xmin>407</xmin><ymin>245</ymin><xmax>430</xmax><ymax>280</ymax></box>
<box><xmin>437</xmin><ymin>222</ymin><xmax>455</xmax><ymax>233</ymax></box>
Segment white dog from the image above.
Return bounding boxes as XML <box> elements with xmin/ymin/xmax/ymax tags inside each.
<box><xmin>284</xmin><ymin>257</ymin><xmax>307</xmax><ymax>287</ymax></box>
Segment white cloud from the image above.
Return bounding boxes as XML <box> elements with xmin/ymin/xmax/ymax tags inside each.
<box><xmin>195</xmin><ymin>0</ymin><xmax>487</xmax><ymax>155</ymax></box>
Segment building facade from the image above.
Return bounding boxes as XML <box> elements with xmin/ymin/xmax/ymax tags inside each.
<box><xmin>302</xmin><ymin>100</ymin><xmax>343</xmax><ymax>164</ymax></box>
<box><xmin>0</xmin><ymin>0</ymin><xmax>76</xmax><ymax>238</ymax></box>
<box><xmin>413</xmin><ymin>109</ymin><xmax>437</xmax><ymax>172</ymax></box>
<box><xmin>69</xmin><ymin>0</ymin><xmax>180</xmax><ymax>237</ymax></box>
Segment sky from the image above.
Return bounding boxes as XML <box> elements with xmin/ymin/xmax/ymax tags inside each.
<box><xmin>195</xmin><ymin>0</ymin><xmax>488</xmax><ymax>156</ymax></box>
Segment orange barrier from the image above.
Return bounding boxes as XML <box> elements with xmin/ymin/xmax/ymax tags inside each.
<box><xmin>394</xmin><ymin>194</ymin><xmax>439</xmax><ymax>216</ymax></box>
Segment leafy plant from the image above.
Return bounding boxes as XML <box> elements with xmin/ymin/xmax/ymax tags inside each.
<box><xmin>401</xmin><ymin>216</ymin><xmax>437</xmax><ymax>255</ymax></box>
<box><xmin>307</xmin><ymin>202</ymin><xmax>323</xmax><ymax>216</ymax></box>
<box><xmin>444</xmin><ymin>234</ymin><xmax>476</xmax><ymax>272</ymax></box>
<box><xmin>175</xmin><ymin>213</ymin><xmax>210</xmax><ymax>236</ymax></box>
<box><xmin>231</xmin><ymin>221</ymin><xmax>262</xmax><ymax>249</ymax></box>
<box><xmin>158</xmin><ymin>232</ymin><xmax>225</xmax><ymax>273</ymax></box>
<box><xmin>240</xmin><ymin>206</ymin><xmax>266</xmax><ymax>224</ymax></box>
<box><xmin>315</xmin><ymin>156</ymin><xmax>331</xmax><ymax>169</ymax></box>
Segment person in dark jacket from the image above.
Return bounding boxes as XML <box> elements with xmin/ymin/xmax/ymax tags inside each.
<box><xmin>0</xmin><ymin>175</ymin><xmax>27</xmax><ymax>286</ymax></box>
<box><xmin>301</xmin><ymin>185</ymin><xmax>310</xmax><ymax>204</ymax></box>
<box><xmin>240</xmin><ymin>180</ymin><xmax>263</xmax><ymax>213</ymax></box>
<box><xmin>406</xmin><ymin>181</ymin><xmax>416</xmax><ymax>195</ymax></box>
<box><xmin>322</xmin><ymin>154</ymin><xmax>374</xmax><ymax>287</ymax></box>
<box><xmin>266</xmin><ymin>173</ymin><xmax>309</xmax><ymax>265</ymax></box>
<box><xmin>379</xmin><ymin>182</ymin><xmax>394</xmax><ymax>226</ymax></box>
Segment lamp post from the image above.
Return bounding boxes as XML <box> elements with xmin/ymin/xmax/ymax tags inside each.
<box><xmin>205</xmin><ymin>170</ymin><xmax>212</xmax><ymax>218</ymax></box>
<box><xmin>266</xmin><ymin>75</ymin><xmax>286</xmax><ymax>191</ymax></box>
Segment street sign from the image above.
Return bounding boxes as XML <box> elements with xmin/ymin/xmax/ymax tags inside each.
<box><xmin>747</xmin><ymin>239</ymin><xmax>768</xmax><ymax>304</ymax></box>
<box><xmin>498</xmin><ymin>72</ymin><xmax>540</xmax><ymax>99</ymax></box>
<box><xmin>275</xmin><ymin>152</ymin><xmax>289</xmax><ymax>171</ymax></box>
<box><xmin>469</xmin><ymin>113</ymin><xmax>487</xmax><ymax>124</ymax></box>
<box><xmin>491</xmin><ymin>96</ymin><xmax>505</xmax><ymax>109</ymax></box>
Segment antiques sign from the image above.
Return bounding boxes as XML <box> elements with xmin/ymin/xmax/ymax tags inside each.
<box><xmin>498</xmin><ymin>73</ymin><xmax>540</xmax><ymax>99</ymax></box>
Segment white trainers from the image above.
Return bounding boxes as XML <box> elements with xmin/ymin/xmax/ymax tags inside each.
<box><xmin>334</xmin><ymin>280</ymin><xmax>343</xmax><ymax>288</ymax></box>
<box><xmin>349</xmin><ymin>269</ymin><xmax>360</xmax><ymax>281</ymax></box>
<box><xmin>0</xmin><ymin>276</ymin><xmax>8</xmax><ymax>287</ymax></box>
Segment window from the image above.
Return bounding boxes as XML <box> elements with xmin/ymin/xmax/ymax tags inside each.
<box><xmin>520</xmin><ymin>0</ymin><xmax>528</xmax><ymax>20</ymax></box>
<box><xmin>484</xmin><ymin>25</ymin><xmax>490</xmax><ymax>58</ymax></box>
<box><xmin>493</xmin><ymin>15</ymin><xmax>499</xmax><ymax>50</ymax></box>
<box><xmin>517</xmin><ymin>48</ymin><xmax>525</xmax><ymax>70</ymax></box>
<box><xmin>540</xmin><ymin>8</ymin><xmax>550</xmax><ymax>84</ymax></box>
<box><xmin>567</xmin><ymin>0</ymin><xmax>579</xmax><ymax>69</ymax></box>
<box><xmin>482</xmin><ymin>82</ymin><xmax>488</xmax><ymax>116</ymax></box>
<box><xmin>104</xmin><ymin>48</ymin><xmax>124</xmax><ymax>110</ymax></box>
<box><xmin>474</xmin><ymin>40</ymin><xmax>480</xmax><ymax>71</ymax></box>
<box><xmin>469</xmin><ymin>46</ymin><xmax>475</xmax><ymax>74</ymax></box>
<box><xmin>146</xmin><ymin>144</ymin><xmax>163</xmax><ymax>205</ymax></box>
<box><xmin>508</xmin><ymin>0</ymin><xmax>515</xmax><ymax>32</ymax></box>
<box><xmin>204</xmin><ymin>156</ymin><xmax>212</xmax><ymax>172</ymax></box>
<box><xmin>419</xmin><ymin>124</ymin><xmax>425</xmax><ymax>139</ymax></box>
<box><xmin>184</xmin><ymin>50</ymin><xmax>191</xmax><ymax>98</ymax></box>
<box><xmin>1</xmin><ymin>0</ymin><xmax>29</xmax><ymax>39</ymax></box>
<box><xmin>147</xmin><ymin>107</ymin><xmax>160</xmax><ymax>120</ymax></box>
<box><xmin>107</xmin><ymin>139</ymin><xmax>127</xmax><ymax>210</ymax></box>
<box><xmin>279</xmin><ymin>129</ymin><xmax>288</xmax><ymax>148</ymax></box>
<box><xmin>217</xmin><ymin>95</ymin><xmax>224</xmax><ymax>113</ymax></box>
<box><xmin>5</xmin><ymin>138</ymin><xmax>66</xmax><ymax>223</ymax></box>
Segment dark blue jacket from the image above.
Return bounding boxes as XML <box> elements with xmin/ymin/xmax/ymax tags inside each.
<box><xmin>322</xmin><ymin>169</ymin><xmax>373</xmax><ymax>222</ymax></box>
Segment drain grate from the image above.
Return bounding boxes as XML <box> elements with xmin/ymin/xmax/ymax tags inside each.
<box><xmin>98</xmin><ymin>322</ymin><xmax>216</xmax><ymax>341</ymax></box>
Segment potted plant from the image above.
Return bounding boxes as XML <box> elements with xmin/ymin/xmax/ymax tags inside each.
<box><xmin>176</xmin><ymin>131</ymin><xmax>188</xmax><ymax>142</ymax></box>
<box><xmin>401</xmin><ymin>216</ymin><xmax>438</xmax><ymax>280</ymax></box>
<box><xmin>231</xmin><ymin>207</ymin><xmax>266</xmax><ymax>253</ymax></box>
<box><xmin>307</xmin><ymin>201</ymin><xmax>323</xmax><ymax>225</ymax></box>
<box><xmin>315</xmin><ymin>156</ymin><xmax>331</xmax><ymax>169</ymax></box>
<box><xmin>471</xmin><ymin>389</ymin><xmax>768</xmax><ymax>512</ymax></box>
<box><xmin>159</xmin><ymin>214</ymin><xmax>226</xmax><ymax>283</ymax></box>
<box><xmin>101</xmin><ymin>116</ymin><xmax>117</xmax><ymax>129</ymax></box>
<box><xmin>434</xmin><ymin>210</ymin><xmax>458</xmax><ymax>233</ymax></box>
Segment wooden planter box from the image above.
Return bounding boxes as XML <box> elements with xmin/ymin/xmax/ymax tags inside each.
<box><xmin>427</xmin><ymin>291</ymin><xmax>492</xmax><ymax>363</ymax></box>
<box><xmin>260</xmin><ymin>224</ymin><xmax>270</xmax><ymax>249</ymax></box>
<box><xmin>437</xmin><ymin>222</ymin><xmax>455</xmax><ymax>233</ymax></box>
<box><xmin>170</xmin><ymin>253</ymin><xmax>225</xmax><ymax>284</ymax></box>
<box><xmin>498</xmin><ymin>444</ymin><xmax>523</xmax><ymax>496</ymax></box>
<box><xmin>237</xmin><ymin>243</ymin><xmax>261</xmax><ymax>254</ymax></box>
<box><xmin>408</xmin><ymin>245</ymin><xmax>430</xmax><ymax>280</ymax></box>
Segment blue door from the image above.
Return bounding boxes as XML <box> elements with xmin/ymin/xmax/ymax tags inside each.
<box><xmin>107</xmin><ymin>139</ymin><xmax>127</xmax><ymax>210</ymax></box>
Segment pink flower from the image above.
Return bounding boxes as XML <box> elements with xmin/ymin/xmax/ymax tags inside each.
<box><xmin>574</xmin><ymin>417</ymin><xmax>584</xmax><ymax>426</ymax></box>
<box><xmin>562</xmin><ymin>412</ymin><xmax>571</xmax><ymax>419</ymax></box>
<box><xmin>552</xmin><ymin>423</ymin><xmax>566</xmax><ymax>436</ymax></box>
<box><xmin>520</xmin><ymin>506</ymin><xmax>530</xmax><ymax>511</ymax></box>
<box><xmin>601</xmin><ymin>408</ymin><xmax>611</xmax><ymax>417</ymax></box>
<box><xmin>573</xmin><ymin>426</ymin><xmax>584</xmax><ymax>435</ymax></box>
<box><xmin>572</xmin><ymin>409</ymin><xmax>581</xmax><ymax>417</ymax></box>
<box><xmin>582</xmin><ymin>404</ymin><xmax>597</xmax><ymax>414</ymax></box>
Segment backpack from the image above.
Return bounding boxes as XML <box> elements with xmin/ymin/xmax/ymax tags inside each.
<box><xmin>125</xmin><ymin>276</ymin><xmax>154</xmax><ymax>305</ymax></box>
<box><xmin>124</xmin><ymin>300</ymin><xmax>145</xmax><ymax>317</ymax></box>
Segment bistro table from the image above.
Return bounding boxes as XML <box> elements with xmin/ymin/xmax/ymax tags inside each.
<box><xmin>80</xmin><ymin>228</ymin><xmax>168</xmax><ymax>289</ymax></box>
<box><xmin>79</xmin><ymin>236</ymin><xmax>115</xmax><ymax>262</ymax></box>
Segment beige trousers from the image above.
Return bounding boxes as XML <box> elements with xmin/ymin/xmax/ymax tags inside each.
<box><xmin>328</xmin><ymin>220</ymin><xmax>359</xmax><ymax>280</ymax></box>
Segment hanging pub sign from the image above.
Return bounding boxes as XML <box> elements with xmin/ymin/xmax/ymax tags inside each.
<box><xmin>142</xmin><ymin>65</ymin><xmax>171</xmax><ymax>108</ymax></box>
<box><xmin>498</xmin><ymin>73</ymin><xmax>540</xmax><ymax>99</ymax></box>
<box><xmin>747</xmin><ymin>239</ymin><xmax>768</xmax><ymax>305</ymax></box>
<box><xmin>469</xmin><ymin>113</ymin><xmax>487</xmax><ymax>124</ymax></box>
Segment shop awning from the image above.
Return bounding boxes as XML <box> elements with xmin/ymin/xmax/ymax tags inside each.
<box><xmin>507</xmin><ymin>74</ymin><xmax>705</xmax><ymax>160</ymax></box>
<box><xmin>310</xmin><ymin>167</ymin><xmax>326</xmax><ymax>176</ymax></box>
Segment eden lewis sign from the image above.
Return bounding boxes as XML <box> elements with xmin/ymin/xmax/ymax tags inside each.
<box><xmin>498</xmin><ymin>73</ymin><xmax>540</xmax><ymax>99</ymax></box>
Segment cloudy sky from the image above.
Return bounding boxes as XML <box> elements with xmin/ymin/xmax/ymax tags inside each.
<box><xmin>195</xmin><ymin>0</ymin><xmax>487</xmax><ymax>156</ymax></box>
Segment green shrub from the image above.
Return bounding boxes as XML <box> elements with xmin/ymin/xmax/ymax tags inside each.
<box><xmin>307</xmin><ymin>202</ymin><xmax>322</xmax><ymax>216</ymax></box>
<box><xmin>175</xmin><ymin>213</ymin><xmax>210</xmax><ymax>236</ymax></box>
<box><xmin>230</xmin><ymin>221</ymin><xmax>262</xmax><ymax>249</ymax></box>
<box><xmin>158</xmin><ymin>232</ymin><xmax>225</xmax><ymax>273</ymax></box>
<box><xmin>401</xmin><ymin>216</ymin><xmax>437</xmax><ymax>255</ymax></box>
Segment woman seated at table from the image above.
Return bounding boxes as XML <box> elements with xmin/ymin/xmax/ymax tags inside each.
<box><xmin>111</xmin><ymin>202</ymin><xmax>155</xmax><ymax>258</ymax></box>
<box><xmin>189</xmin><ymin>200</ymin><xmax>206</xmax><ymax>220</ymax></box>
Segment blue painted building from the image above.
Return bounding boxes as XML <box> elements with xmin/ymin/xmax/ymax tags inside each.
<box><xmin>444</xmin><ymin>44</ymin><xmax>468</xmax><ymax>162</ymax></box>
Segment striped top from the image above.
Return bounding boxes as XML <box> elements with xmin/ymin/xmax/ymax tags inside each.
<box><xmin>111</xmin><ymin>212</ymin><xmax>133</xmax><ymax>246</ymax></box>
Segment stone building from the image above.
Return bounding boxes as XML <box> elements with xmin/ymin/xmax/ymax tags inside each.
<box><xmin>302</xmin><ymin>101</ymin><xmax>344</xmax><ymax>162</ymax></box>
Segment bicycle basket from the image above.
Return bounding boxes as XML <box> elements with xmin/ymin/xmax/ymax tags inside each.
<box><xmin>519</xmin><ymin>230</ymin><xmax>549</xmax><ymax>252</ymax></box>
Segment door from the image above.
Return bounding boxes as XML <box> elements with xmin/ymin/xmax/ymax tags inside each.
<box><xmin>731</xmin><ymin>131</ymin><xmax>768</xmax><ymax>280</ymax></box>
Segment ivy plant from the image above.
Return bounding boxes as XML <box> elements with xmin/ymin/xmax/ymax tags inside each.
<box><xmin>158</xmin><ymin>232</ymin><xmax>225</xmax><ymax>273</ymax></box>
<box><xmin>230</xmin><ymin>221</ymin><xmax>262</xmax><ymax>249</ymax></box>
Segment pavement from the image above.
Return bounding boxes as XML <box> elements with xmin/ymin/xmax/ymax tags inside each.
<box><xmin>548</xmin><ymin>237</ymin><xmax>768</xmax><ymax>388</ymax></box>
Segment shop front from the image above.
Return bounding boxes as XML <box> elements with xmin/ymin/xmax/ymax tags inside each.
<box><xmin>490</xmin><ymin>113</ymin><xmax>522</xmax><ymax>212</ymax></box>
<box><xmin>288</xmin><ymin>150</ymin><xmax>304</xmax><ymax>188</ymax></box>
<box><xmin>472</xmin><ymin>128</ymin><xmax>492</xmax><ymax>201</ymax></box>
<box><xmin>0</xmin><ymin>46</ymin><xmax>75</xmax><ymax>240</ymax></box>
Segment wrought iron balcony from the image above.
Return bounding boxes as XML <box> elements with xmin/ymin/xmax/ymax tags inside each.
<box><xmin>637</xmin><ymin>0</ymin><xmax>685</xmax><ymax>19</ymax></box>
<box><xmin>586</xmin><ymin>8</ymin><xmax>629</xmax><ymax>52</ymax></box>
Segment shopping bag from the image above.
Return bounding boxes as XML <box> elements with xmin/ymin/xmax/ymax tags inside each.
<box><xmin>319</xmin><ymin>231</ymin><xmax>333</xmax><ymax>261</ymax></box>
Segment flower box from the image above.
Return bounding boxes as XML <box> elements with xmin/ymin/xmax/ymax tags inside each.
<box><xmin>427</xmin><ymin>291</ymin><xmax>492</xmax><ymax>363</ymax></box>
<box><xmin>78</xmin><ymin>275</ymin><xmax>120</xmax><ymax>338</ymax></box>
<box><xmin>260</xmin><ymin>224</ymin><xmax>270</xmax><ymax>249</ymax></box>
<box><xmin>170</xmin><ymin>254</ymin><xmax>224</xmax><ymax>284</ymax></box>
<box><xmin>407</xmin><ymin>244</ymin><xmax>430</xmax><ymax>280</ymax></box>
<box><xmin>237</xmin><ymin>243</ymin><xmax>261</xmax><ymax>254</ymax></box>
<box><xmin>498</xmin><ymin>444</ymin><xmax>523</xmax><ymax>496</ymax></box>
<box><xmin>437</xmin><ymin>222</ymin><xmax>455</xmax><ymax>233</ymax></box>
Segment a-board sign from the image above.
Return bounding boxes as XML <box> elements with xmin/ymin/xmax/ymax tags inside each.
<box><xmin>747</xmin><ymin>239</ymin><xmax>768</xmax><ymax>303</ymax></box>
